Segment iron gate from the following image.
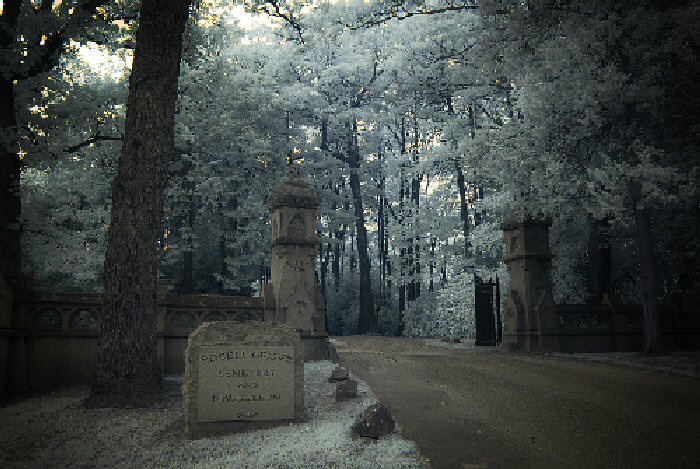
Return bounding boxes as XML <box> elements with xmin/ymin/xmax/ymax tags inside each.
<box><xmin>474</xmin><ymin>274</ymin><xmax>501</xmax><ymax>346</ymax></box>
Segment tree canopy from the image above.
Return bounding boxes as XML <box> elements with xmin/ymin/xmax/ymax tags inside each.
<box><xmin>9</xmin><ymin>0</ymin><xmax>699</xmax><ymax>352</ymax></box>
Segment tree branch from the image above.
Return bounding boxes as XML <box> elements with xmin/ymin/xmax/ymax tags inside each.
<box><xmin>345</xmin><ymin>2</ymin><xmax>482</xmax><ymax>30</ymax></box>
<box><xmin>63</xmin><ymin>135</ymin><xmax>122</xmax><ymax>153</ymax></box>
<box><xmin>263</xmin><ymin>1</ymin><xmax>304</xmax><ymax>43</ymax></box>
<box><xmin>385</xmin><ymin>199</ymin><xmax>401</xmax><ymax>224</ymax></box>
<box><xmin>327</xmin><ymin>145</ymin><xmax>354</xmax><ymax>167</ymax></box>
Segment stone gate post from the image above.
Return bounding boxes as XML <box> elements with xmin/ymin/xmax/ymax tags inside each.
<box><xmin>501</xmin><ymin>217</ymin><xmax>560</xmax><ymax>352</ymax></box>
<box><xmin>267</xmin><ymin>166</ymin><xmax>328</xmax><ymax>360</ymax></box>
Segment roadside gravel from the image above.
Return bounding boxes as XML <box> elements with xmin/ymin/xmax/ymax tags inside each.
<box><xmin>0</xmin><ymin>361</ymin><xmax>431</xmax><ymax>469</ymax></box>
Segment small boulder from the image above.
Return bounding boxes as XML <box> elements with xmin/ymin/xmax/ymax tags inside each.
<box><xmin>335</xmin><ymin>378</ymin><xmax>358</xmax><ymax>401</ymax></box>
<box><xmin>351</xmin><ymin>402</ymin><xmax>395</xmax><ymax>439</ymax></box>
<box><xmin>328</xmin><ymin>365</ymin><xmax>349</xmax><ymax>382</ymax></box>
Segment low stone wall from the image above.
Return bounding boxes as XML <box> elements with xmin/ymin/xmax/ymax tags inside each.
<box><xmin>500</xmin><ymin>217</ymin><xmax>700</xmax><ymax>352</ymax></box>
<box><xmin>555</xmin><ymin>303</ymin><xmax>700</xmax><ymax>352</ymax></box>
<box><xmin>1</xmin><ymin>287</ymin><xmax>275</xmax><ymax>395</ymax></box>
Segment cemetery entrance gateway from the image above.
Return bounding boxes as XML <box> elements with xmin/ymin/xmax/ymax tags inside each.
<box><xmin>474</xmin><ymin>275</ymin><xmax>501</xmax><ymax>346</ymax></box>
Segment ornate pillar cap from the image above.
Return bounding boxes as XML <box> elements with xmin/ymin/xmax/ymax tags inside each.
<box><xmin>267</xmin><ymin>165</ymin><xmax>321</xmax><ymax>212</ymax></box>
<box><xmin>501</xmin><ymin>216</ymin><xmax>552</xmax><ymax>232</ymax></box>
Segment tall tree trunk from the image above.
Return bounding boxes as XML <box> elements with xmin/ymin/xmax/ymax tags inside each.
<box><xmin>397</xmin><ymin>267</ymin><xmax>405</xmax><ymax>336</ymax></box>
<box><xmin>0</xmin><ymin>78</ymin><xmax>21</xmax><ymax>275</ymax></box>
<box><xmin>586</xmin><ymin>216</ymin><xmax>612</xmax><ymax>303</ymax></box>
<box><xmin>180</xmin><ymin>190</ymin><xmax>195</xmax><ymax>294</ymax></box>
<box><xmin>382</xmin><ymin>190</ymin><xmax>390</xmax><ymax>301</ymax></box>
<box><xmin>396</xmin><ymin>117</ymin><xmax>407</xmax><ymax>334</ymax></box>
<box><xmin>182</xmin><ymin>249</ymin><xmax>194</xmax><ymax>293</ymax></box>
<box><xmin>378</xmin><ymin>140</ymin><xmax>390</xmax><ymax>315</ymax></box>
<box><xmin>429</xmin><ymin>236</ymin><xmax>436</xmax><ymax>293</ymax></box>
<box><xmin>455</xmin><ymin>160</ymin><xmax>470</xmax><ymax>261</ymax></box>
<box><xmin>441</xmin><ymin>255</ymin><xmax>447</xmax><ymax>289</ymax></box>
<box><xmin>332</xmin><ymin>182</ymin><xmax>341</xmax><ymax>291</ymax></box>
<box><xmin>347</xmin><ymin>121</ymin><xmax>376</xmax><ymax>334</ymax></box>
<box><xmin>632</xmin><ymin>186</ymin><xmax>662</xmax><ymax>354</ymax></box>
<box><xmin>349</xmin><ymin>169</ymin><xmax>376</xmax><ymax>334</ymax></box>
<box><xmin>411</xmin><ymin>112</ymin><xmax>421</xmax><ymax>301</ymax></box>
<box><xmin>0</xmin><ymin>0</ymin><xmax>23</xmax><ymax>275</ymax></box>
<box><xmin>333</xmin><ymin>236</ymin><xmax>341</xmax><ymax>291</ymax></box>
<box><xmin>377</xmin><ymin>182</ymin><xmax>385</xmax><ymax>302</ymax></box>
<box><xmin>320</xmin><ymin>240</ymin><xmax>329</xmax><ymax>298</ymax></box>
<box><xmin>88</xmin><ymin>0</ymin><xmax>191</xmax><ymax>407</ymax></box>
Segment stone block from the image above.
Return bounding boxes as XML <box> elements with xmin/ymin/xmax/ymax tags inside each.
<box><xmin>184</xmin><ymin>321</ymin><xmax>304</xmax><ymax>439</ymax></box>
<box><xmin>335</xmin><ymin>378</ymin><xmax>358</xmax><ymax>401</ymax></box>
<box><xmin>328</xmin><ymin>365</ymin><xmax>349</xmax><ymax>382</ymax></box>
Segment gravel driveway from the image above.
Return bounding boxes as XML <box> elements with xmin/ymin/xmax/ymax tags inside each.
<box><xmin>334</xmin><ymin>336</ymin><xmax>700</xmax><ymax>469</ymax></box>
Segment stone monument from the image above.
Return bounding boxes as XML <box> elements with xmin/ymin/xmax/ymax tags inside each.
<box><xmin>267</xmin><ymin>165</ymin><xmax>329</xmax><ymax>360</ymax></box>
<box><xmin>501</xmin><ymin>217</ymin><xmax>560</xmax><ymax>352</ymax></box>
<box><xmin>183</xmin><ymin>321</ymin><xmax>304</xmax><ymax>439</ymax></box>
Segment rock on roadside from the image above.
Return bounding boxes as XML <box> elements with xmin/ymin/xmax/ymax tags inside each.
<box><xmin>352</xmin><ymin>402</ymin><xmax>396</xmax><ymax>439</ymax></box>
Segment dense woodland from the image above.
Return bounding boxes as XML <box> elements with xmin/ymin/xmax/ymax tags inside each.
<box><xmin>1</xmin><ymin>1</ymin><xmax>699</xmax><ymax>402</ymax></box>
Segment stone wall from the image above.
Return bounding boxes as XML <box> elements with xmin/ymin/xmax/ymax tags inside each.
<box><xmin>501</xmin><ymin>218</ymin><xmax>700</xmax><ymax>352</ymax></box>
<box><xmin>554</xmin><ymin>303</ymin><xmax>700</xmax><ymax>352</ymax></box>
<box><xmin>0</xmin><ymin>283</ymin><xmax>275</xmax><ymax>396</ymax></box>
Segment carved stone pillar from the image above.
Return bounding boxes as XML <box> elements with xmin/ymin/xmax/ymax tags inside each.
<box><xmin>501</xmin><ymin>218</ymin><xmax>560</xmax><ymax>352</ymax></box>
<box><xmin>267</xmin><ymin>166</ymin><xmax>328</xmax><ymax>360</ymax></box>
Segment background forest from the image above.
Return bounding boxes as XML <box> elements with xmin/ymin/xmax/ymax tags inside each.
<box><xmin>7</xmin><ymin>0</ymin><xmax>699</xmax><ymax>338</ymax></box>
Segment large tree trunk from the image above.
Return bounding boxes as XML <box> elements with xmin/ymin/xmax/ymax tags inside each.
<box><xmin>586</xmin><ymin>216</ymin><xmax>612</xmax><ymax>304</ymax></box>
<box><xmin>175</xmin><ymin>146</ymin><xmax>196</xmax><ymax>294</ymax></box>
<box><xmin>182</xmin><ymin>249</ymin><xmax>194</xmax><ymax>293</ymax></box>
<box><xmin>88</xmin><ymin>0</ymin><xmax>191</xmax><ymax>407</ymax></box>
<box><xmin>319</xmin><ymin>241</ymin><xmax>327</xmax><ymax>297</ymax></box>
<box><xmin>333</xmin><ymin>235</ymin><xmax>341</xmax><ymax>291</ymax></box>
<box><xmin>455</xmin><ymin>157</ymin><xmax>471</xmax><ymax>264</ymax></box>
<box><xmin>632</xmin><ymin>185</ymin><xmax>662</xmax><ymax>354</ymax></box>
<box><xmin>407</xmin><ymin>111</ymin><xmax>421</xmax><ymax>302</ymax></box>
<box><xmin>396</xmin><ymin>118</ymin><xmax>407</xmax><ymax>335</ymax></box>
<box><xmin>377</xmin><ymin>179</ymin><xmax>385</xmax><ymax>300</ymax></box>
<box><xmin>349</xmin><ymin>169</ymin><xmax>376</xmax><ymax>334</ymax></box>
<box><xmin>180</xmin><ymin>191</ymin><xmax>195</xmax><ymax>294</ymax></box>
<box><xmin>332</xmin><ymin>181</ymin><xmax>342</xmax><ymax>291</ymax></box>
<box><xmin>429</xmin><ymin>236</ymin><xmax>436</xmax><ymax>293</ymax></box>
<box><xmin>0</xmin><ymin>78</ymin><xmax>21</xmax><ymax>275</ymax></box>
<box><xmin>0</xmin><ymin>0</ymin><xmax>23</xmax><ymax>275</ymax></box>
<box><xmin>347</xmin><ymin>122</ymin><xmax>376</xmax><ymax>334</ymax></box>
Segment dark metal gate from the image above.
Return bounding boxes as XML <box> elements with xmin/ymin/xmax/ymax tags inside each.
<box><xmin>474</xmin><ymin>275</ymin><xmax>501</xmax><ymax>346</ymax></box>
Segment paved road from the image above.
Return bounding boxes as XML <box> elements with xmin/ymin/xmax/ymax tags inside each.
<box><xmin>334</xmin><ymin>336</ymin><xmax>700</xmax><ymax>469</ymax></box>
